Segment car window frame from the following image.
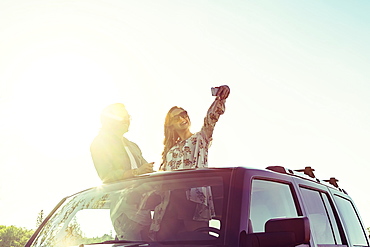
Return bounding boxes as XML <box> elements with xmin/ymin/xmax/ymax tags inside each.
<box><xmin>299</xmin><ymin>184</ymin><xmax>345</xmax><ymax>246</ymax></box>
<box><xmin>248</xmin><ymin>177</ymin><xmax>302</xmax><ymax>233</ymax></box>
<box><xmin>331</xmin><ymin>192</ymin><xmax>370</xmax><ymax>247</ymax></box>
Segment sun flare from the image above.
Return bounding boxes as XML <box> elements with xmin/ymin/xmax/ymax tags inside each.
<box><xmin>9</xmin><ymin>51</ymin><xmax>120</xmax><ymax>159</ymax></box>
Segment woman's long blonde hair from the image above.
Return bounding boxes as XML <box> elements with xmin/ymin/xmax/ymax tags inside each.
<box><xmin>160</xmin><ymin>106</ymin><xmax>189</xmax><ymax>168</ymax></box>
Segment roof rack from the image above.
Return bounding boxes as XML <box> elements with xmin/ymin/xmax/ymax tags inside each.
<box><xmin>323</xmin><ymin>177</ymin><xmax>338</xmax><ymax>188</ymax></box>
<box><xmin>266</xmin><ymin>166</ymin><xmax>346</xmax><ymax>193</ymax></box>
<box><xmin>266</xmin><ymin>166</ymin><xmax>319</xmax><ymax>182</ymax></box>
<box><xmin>294</xmin><ymin>166</ymin><xmax>315</xmax><ymax>179</ymax></box>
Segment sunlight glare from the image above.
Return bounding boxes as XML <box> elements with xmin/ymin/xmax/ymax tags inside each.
<box><xmin>11</xmin><ymin>52</ymin><xmax>119</xmax><ymax>159</ymax></box>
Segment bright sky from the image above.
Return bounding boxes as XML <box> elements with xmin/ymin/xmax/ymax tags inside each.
<box><xmin>0</xmin><ymin>0</ymin><xmax>369</xmax><ymax>230</ymax></box>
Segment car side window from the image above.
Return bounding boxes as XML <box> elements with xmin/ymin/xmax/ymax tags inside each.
<box><xmin>334</xmin><ymin>195</ymin><xmax>369</xmax><ymax>246</ymax></box>
<box><xmin>249</xmin><ymin>179</ymin><xmax>298</xmax><ymax>233</ymax></box>
<box><xmin>300</xmin><ymin>188</ymin><xmax>342</xmax><ymax>245</ymax></box>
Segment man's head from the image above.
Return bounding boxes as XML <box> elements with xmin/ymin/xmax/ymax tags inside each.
<box><xmin>100</xmin><ymin>103</ymin><xmax>130</xmax><ymax>134</ymax></box>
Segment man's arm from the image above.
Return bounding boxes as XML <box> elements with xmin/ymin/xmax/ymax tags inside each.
<box><xmin>126</xmin><ymin>140</ymin><xmax>155</xmax><ymax>175</ymax></box>
<box><xmin>90</xmin><ymin>139</ymin><xmax>138</xmax><ymax>182</ymax></box>
<box><xmin>91</xmin><ymin>139</ymin><xmax>152</xmax><ymax>182</ymax></box>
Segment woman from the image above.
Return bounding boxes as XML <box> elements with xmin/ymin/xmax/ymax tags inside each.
<box><xmin>160</xmin><ymin>85</ymin><xmax>230</xmax><ymax>171</ymax></box>
<box><xmin>150</xmin><ymin>85</ymin><xmax>230</xmax><ymax>240</ymax></box>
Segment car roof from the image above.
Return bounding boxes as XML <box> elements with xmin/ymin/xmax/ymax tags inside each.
<box><xmin>67</xmin><ymin>166</ymin><xmax>347</xmax><ymax>198</ymax></box>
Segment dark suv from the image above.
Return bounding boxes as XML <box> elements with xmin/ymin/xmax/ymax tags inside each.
<box><xmin>25</xmin><ymin>166</ymin><xmax>369</xmax><ymax>247</ymax></box>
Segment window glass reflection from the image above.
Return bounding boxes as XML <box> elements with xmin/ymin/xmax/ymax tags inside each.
<box><xmin>250</xmin><ymin>179</ymin><xmax>298</xmax><ymax>233</ymax></box>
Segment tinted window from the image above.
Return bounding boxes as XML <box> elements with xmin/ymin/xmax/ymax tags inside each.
<box><xmin>249</xmin><ymin>179</ymin><xmax>298</xmax><ymax>232</ymax></box>
<box><xmin>300</xmin><ymin>188</ymin><xmax>341</xmax><ymax>244</ymax></box>
<box><xmin>334</xmin><ymin>195</ymin><xmax>369</xmax><ymax>246</ymax></box>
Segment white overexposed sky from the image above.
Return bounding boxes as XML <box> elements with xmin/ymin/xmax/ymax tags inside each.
<box><xmin>0</xmin><ymin>0</ymin><xmax>369</xmax><ymax>230</ymax></box>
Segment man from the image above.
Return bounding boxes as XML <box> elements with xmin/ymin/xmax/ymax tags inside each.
<box><xmin>90</xmin><ymin>103</ymin><xmax>154</xmax><ymax>183</ymax></box>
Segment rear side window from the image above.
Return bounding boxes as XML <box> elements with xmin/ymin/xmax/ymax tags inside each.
<box><xmin>334</xmin><ymin>195</ymin><xmax>369</xmax><ymax>246</ymax></box>
<box><xmin>300</xmin><ymin>188</ymin><xmax>342</xmax><ymax>245</ymax></box>
<box><xmin>249</xmin><ymin>179</ymin><xmax>298</xmax><ymax>232</ymax></box>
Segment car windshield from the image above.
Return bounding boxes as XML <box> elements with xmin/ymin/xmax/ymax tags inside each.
<box><xmin>30</xmin><ymin>173</ymin><xmax>226</xmax><ymax>247</ymax></box>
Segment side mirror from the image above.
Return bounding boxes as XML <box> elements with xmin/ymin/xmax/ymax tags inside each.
<box><xmin>240</xmin><ymin>217</ymin><xmax>310</xmax><ymax>247</ymax></box>
<box><xmin>265</xmin><ymin>217</ymin><xmax>310</xmax><ymax>244</ymax></box>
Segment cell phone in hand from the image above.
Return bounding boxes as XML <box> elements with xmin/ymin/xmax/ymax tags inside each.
<box><xmin>211</xmin><ymin>87</ymin><xmax>219</xmax><ymax>96</ymax></box>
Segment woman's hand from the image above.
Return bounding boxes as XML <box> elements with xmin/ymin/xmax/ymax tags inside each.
<box><xmin>216</xmin><ymin>85</ymin><xmax>230</xmax><ymax>100</ymax></box>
